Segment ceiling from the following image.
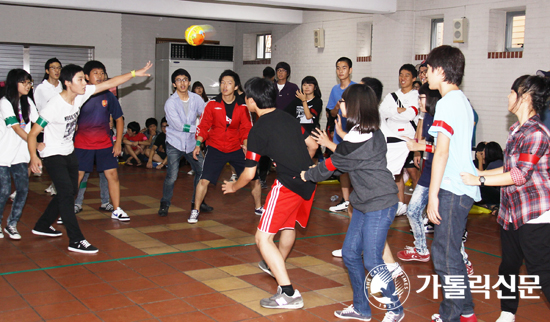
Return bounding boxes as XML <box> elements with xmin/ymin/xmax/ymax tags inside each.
<box><xmin>0</xmin><ymin>0</ymin><xmax>396</xmax><ymax>24</ymax></box>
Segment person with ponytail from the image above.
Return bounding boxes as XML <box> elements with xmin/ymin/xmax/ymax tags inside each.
<box><xmin>461</xmin><ymin>75</ymin><xmax>550</xmax><ymax>322</ymax></box>
<box><xmin>0</xmin><ymin>69</ymin><xmax>39</xmax><ymax>239</ymax></box>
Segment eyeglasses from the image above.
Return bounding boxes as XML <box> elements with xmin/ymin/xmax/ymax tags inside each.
<box><xmin>20</xmin><ymin>81</ymin><xmax>33</xmax><ymax>87</ymax></box>
<box><xmin>49</xmin><ymin>66</ymin><xmax>61</xmax><ymax>71</ymax></box>
<box><xmin>419</xmin><ymin>70</ymin><xmax>427</xmax><ymax>75</ymax></box>
<box><xmin>175</xmin><ymin>78</ymin><xmax>189</xmax><ymax>83</ymax></box>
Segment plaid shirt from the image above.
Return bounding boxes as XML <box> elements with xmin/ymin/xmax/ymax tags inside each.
<box><xmin>499</xmin><ymin>115</ymin><xmax>550</xmax><ymax>230</ymax></box>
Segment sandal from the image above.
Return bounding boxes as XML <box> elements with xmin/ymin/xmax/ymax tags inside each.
<box><xmin>125</xmin><ymin>160</ymin><xmax>134</xmax><ymax>166</ymax></box>
<box><xmin>491</xmin><ymin>206</ymin><xmax>499</xmax><ymax>216</ymax></box>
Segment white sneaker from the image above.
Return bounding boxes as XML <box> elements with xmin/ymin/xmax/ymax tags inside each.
<box><xmin>111</xmin><ymin>207</ymin><xmax>130</xmax><ymax>221</ymax></box>
<box><xmin>230</xmin><ymin>173</ymin><xmax>238</xmax><ymax>182</ymax></box>
<box><xmin>9</xmin><ymin>191</ymin><xmax>16</xmax><ymax>201</ymax></box>
<box><xmin>396</xmin><ymin>202</ymin><xmax>407</xmax><ymax>216</ymax></box>
<box><xmin>332</xmin><ymin>249</ymin><xmax>342</xmax><ymax>257</ymax></box>
<box><xmin>188</xmin><ymin>209</ymin><xmax>199</xmax><ymax>224</ymax></box>
<box><xmin>329</xmin><ymin>200</ymin><xmax>349</xmax><ymax>212</ymax></box>
<box><xmin>496</xmin><ymin>311</ymin><xmax>515</xmax><ymax>322</ymax></box>
<box><xmin>387</xmin><ymin>262</ymin><xmax>404</xmax><ymax>279</ymax></box>
<box><xmin>187</xmin><ymin>170</ymin><xmax>195</xmax><ymax>175</ymax></box>
<box><xmin>382</xmin><ymin>310</ymin><xmax>404</xmax><ymax>322</ymax></box>
<box><xmin>45</xmin><ymin>183</ymin><xmax>57</xmax><ymax>195</ymax></box>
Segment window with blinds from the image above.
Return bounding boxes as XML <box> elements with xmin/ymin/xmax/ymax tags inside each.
<box><xmin>0</xmin><ymin>44</ymin><xmax>93</xmax><ymax>82</ymax></box>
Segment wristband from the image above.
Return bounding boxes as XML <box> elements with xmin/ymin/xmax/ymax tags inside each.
<box><xmin>425</xmin><ymin>144</ymin><xmax>434</xmax><ymax>153</ymax></box>
<box><xmin>131</xmin><ymin>70</ymin><xmax>136</xmax><ymax>78</ymax></box>
<box><xmin>196</xmin><ymin>140</ymin><xmax>202</xmax><ymax>147</ymax></box>
<box><xmin>183</xmin><ymin>124</ymin><xmax>191</xmax><ymax>132</ymax></box>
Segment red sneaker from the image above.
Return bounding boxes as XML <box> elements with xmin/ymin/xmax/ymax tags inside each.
<box><xmin>397</xmin><ymin>246</ymin><xmax>430</xmax><ymax>262</ymax></box>
<box><xmin>460</xmin><ymin>314</ymin><xmax>478</xmax><ymax>322</ymax></box>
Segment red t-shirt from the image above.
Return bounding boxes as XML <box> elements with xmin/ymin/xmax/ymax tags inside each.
<box><xmin>124</xmin><ymin>132</ymin><xmax>147</xmax><ymax>151</ymax></box>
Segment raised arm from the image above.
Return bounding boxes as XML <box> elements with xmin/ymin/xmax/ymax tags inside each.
<box><xmin>94</xmin><ymin>61</ymin><xmax>152</xmax><ymax>94</ymax></box>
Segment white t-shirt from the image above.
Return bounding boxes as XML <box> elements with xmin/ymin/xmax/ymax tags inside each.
<box><xmin>34</xmin><ymin>79</ymin><xmax>63</xmax><ymax>112</ymax></box>
<box><xmin>38</xmin><ymin>85</ymin><xmax>96</xmax><ymax>158</ymax></box>
<box><xmin>0</xmin><ymin>97</ymin><xmax>38</xmax><ymax>166</ymax></box>
<box><xmin>379</xmin><ymin>89</ymin><xmax>419</xmax><ymax>139</ymax></box>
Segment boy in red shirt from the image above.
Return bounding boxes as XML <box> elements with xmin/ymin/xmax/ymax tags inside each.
<box><xmin>123</xmin><ymin>121</ymin><xmax>150</xmax><ymax>166</ymax></box>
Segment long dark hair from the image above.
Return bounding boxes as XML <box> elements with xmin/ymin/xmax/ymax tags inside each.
<box><xmin>2</xmin><ymin>69</ymin><xmax>34</xmax><ymax>124</ymax></box>
<box><xmin>343</xmin><ymin>84</ymin><xmax>380</xmax><ymax>134</ymax></box>
<box><xmin>191</xmin><ymin>81</ymin><xmax>208</xmax><ymax>102</ymax></box>
<box><xmin>511</xmin><ymin>75</ymin><xmax>550</xmax><ymax>115</ymax></box>
<box><xmin>301</xmin><ymin>76</ymin><xmax>322</xmax><ymax>99</ymax></box>
<box><xmin>42</xmin><ymin>57</ymin><xmax>62</xmax><ymax>80</ymax></box>
<box><xmin>418</xmin><ymin>82</ymin><xmax>441</xmax><ymax>116</ymax></box>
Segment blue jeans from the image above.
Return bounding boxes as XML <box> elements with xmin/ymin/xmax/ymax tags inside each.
<box><xmin>0</xmin><ymin>163</ymin><xmax>28</xmax><ymax>227</ymax></box>
<box><xmin>161</xmin><ymin>142</ymin><xmax>204</xmax><ymax>206</ymax></box>
<box><xmin>406</xmin><ymin>184</ymin><xmax>429</xmax><ymax>254</ymax></box>
<box><xmin>342</xmin><ymin>204</ymin><xmax>402</xmax><ymax>317</ymax></box>
<box><xmin>431</xmin><ymin>189</ymin><xmax>474</xmax><ymax>322</ymax></box>
<box><xmin>75</xmin><ymin>172</ymin><xmax>109</xmax><ymax>206</ymax></box>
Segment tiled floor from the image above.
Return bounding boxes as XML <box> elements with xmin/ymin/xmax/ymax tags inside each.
<box><xmin>0</xmin><ymin>165</ymin><xmax>547</xmax><ymax>321</ymax></box>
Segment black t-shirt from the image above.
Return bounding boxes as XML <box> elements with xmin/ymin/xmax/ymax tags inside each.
<box><xmin>154</xmin><ymin>132</ymin><xmax>166</xmax><ymax>152</ymax></box>
<box><xmin>284</xmin><ymin>97</ymin><xmax>323</xmax><ymax>134</ymax></box>
<box><xmin>246</xmin><ymin>109</ymin><xmax>316</xmax><ymax>200</ymax></box>
<box><xmin>224</xmin><ymin>100</ymin><xmax>236</xmax><ymax>124</ymax></box>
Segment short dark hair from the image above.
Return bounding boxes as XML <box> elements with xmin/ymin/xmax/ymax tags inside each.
<box><xmin>426</xmin><ymin>45</ymin><xmax>465</xmax><ymax>86</ymax></box>
<box><xmin>83</xmin><ymin>60</ymin><xmax>106</xmax><ymax>75</ymax></box>
<box><xmin>301</xmin><ymin>76</ymin><xmax>322</xmax><ymax>99</ymax></box>
<box><xmin>511</xmin><ymin>75</ymin><xmax>550</xmax><ymax>115</ymax></box>
<box><xmin>59</xmin><ymin>64</ymin><xmax>84</xmax><ymax>90</ymax></box>
<box><xmin>275</xmin><ymin>62</ymin><xmax>291</xmax><ymax>77</ymax></box>
<box><xmin>475</xmin><ymin>141</ymin><xmax>487</xmax><ymax>153</ymax></box>
<box><xmin>263</xmin><ymin>67</ymin><xmax>275</xmax><ymax>79</ymax></box>
<box><xmin>171</xmin><ymin>68</ymin><xmax>191</xmax><ymax>84</ymax></box>
<box><xmin>219</xmin><ymin>70</ymin><xmax>241</xmax><ymax>88</ymax></box>
<box><xmin>399</xmin><ymin>64</ymin><xmax>418</xmax><ymax>79</ymax></box>
<box><xmin>413</xmin><ymin>80</ymin><xmax>422</xmax><ymax>88</ymax></box>
<box><xmin>418</xmin><ymin>82</ymin><xmax>442</xmax><ymax>116</ymax></box>
<box><xmin>243</xmin><ymin>77</ymin><xmax>277</xmax><ymax>109</ymax></box>
<box><xmin>127</xmin><ymin>121</ymin><xmax>140</xmax><ymax>133</ymax></box>
<box><xmin>43</xmin><ymin>57</ymin><xmax>62</xmax><ymax>80</ymax></box>
<box><xmin>336</xmin><ymin>57</ymin><xmax>352</xmax><ymax>69</ymax></box>
<box><xmin>342</xmin><ymin>84</ymin><xmax>380</xmax><ymax>134</ymax></box>
<box><xmin>145</xmin><ymin>117</ymin><xmax>158</xmax><ymax>128</ymax></box>
<box><xmin>484</xmin><ymin>141</ymin><xmax>503</xmax><ymax>165</ymax></box>
<box><xmin>361</xmin><ymin>77</ymin><xmax>383</xmax><ymax>101</ymax></box>
<box><xmin>161</xmin><ymin>117</ymin><xmax>167</xmax><ymax>124</ymax></box>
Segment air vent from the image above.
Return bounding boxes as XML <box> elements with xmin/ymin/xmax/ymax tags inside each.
<box><xmin>170</xmin><ymin>43</ymin><xmax>233</xmax><ymax>61</ymax></box>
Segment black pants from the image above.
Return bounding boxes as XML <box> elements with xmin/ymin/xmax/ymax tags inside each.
<box><xmin>258</xmin><ymin>155</ymin><xmax>271</xmax><ymax>181</ymax></box>
<box><xmin>34</xmin><ymin>153</ymin><xmax>85</xmax><ymax>244</ymax></box>
<box><xmin>499</xmin><ymin>223</ymin><xmax>550</xmax><ymax>313</ymax></box>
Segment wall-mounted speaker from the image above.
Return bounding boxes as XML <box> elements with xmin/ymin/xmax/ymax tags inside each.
<box><xmin>314</xmin><ymin>28</ymin><xmax>325</xmax><ymax>48</ymax></box>
<box><xmin>453</xmin><ymin>18</ymin><xmax>468</xmax><ymax>43</ymax></box>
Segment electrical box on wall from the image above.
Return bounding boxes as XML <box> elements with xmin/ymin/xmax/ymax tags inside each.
<box><xmin>453</xmin><ymin>18</ymin><xmax>468</xmax><ymax>43</ymax></box>
<box><xmin>314</xmin><ymin>28</ymin><xmax>325</xmax><ymax>48</ymax></box>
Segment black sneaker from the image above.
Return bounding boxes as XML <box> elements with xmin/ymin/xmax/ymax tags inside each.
<box><xmin>200</xmin><ymin>202</ymin><xmax>213</xmax><ymax>212</ymax></box>
<box><xmin>4</xmin><ymin>226</ymin><xmax>21</xmax><ymax>240</ymax></box>
<box><xmin>158</xmin><ymin>202</ymin><xmax>169</xmax><ymax>217</ymax></box>
<box><xmin>68</xmin><ymin>239</ymin><xmax>98</xmax><ymax>253</ymax></box>
<box><xmin>32</xmin><ymin>226</ymin><xmax>62</xmax><ymax>237</ymax></box>
<box><xmin>260</xmin><ymin>180</ymin><xmax>268</xmax><ymax>189</ymax></box>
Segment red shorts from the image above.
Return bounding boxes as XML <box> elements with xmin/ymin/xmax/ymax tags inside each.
<box><xmin>258</xmin><ymin>180</ymin><xmax>316</xmax><ymax>234</ymax></box>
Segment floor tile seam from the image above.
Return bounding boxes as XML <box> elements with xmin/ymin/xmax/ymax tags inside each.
<box><xmin>0</xmin><ymin>227</ymin><xmax>500</xmax><ymax>277</ymax></box>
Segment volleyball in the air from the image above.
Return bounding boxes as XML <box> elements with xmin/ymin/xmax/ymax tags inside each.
<box><xmin>185</xmin><ymin>25</ymin><xmax>205</xmax><ymax>46</ymax></box>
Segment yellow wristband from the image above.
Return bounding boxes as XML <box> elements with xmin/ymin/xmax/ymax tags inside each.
<box><xmin>131</xmin><ymin>70</ymin><xmax>136</xmax><ymax>78</ymax></box>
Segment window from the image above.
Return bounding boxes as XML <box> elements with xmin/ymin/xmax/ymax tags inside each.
<box><xmin>506</xmin><ymin>11</ymin><xmax>525</xmax><ymax>51</ymax></box>
<box><xmin>256</xmin><ymin>34</ymin><xmax>271</xmax><ymax>59</ymax></box>
<box><xmin>431</xmin><ymin>18</ymin><xmax>444</xmax><ymax>50</ymax></box>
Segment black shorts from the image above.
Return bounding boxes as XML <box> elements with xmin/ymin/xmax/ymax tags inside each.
<box><xmin>403</xmin><ymin>151</ymin><xmax>417</xmax><ymax>169</ymax></box>
<box><xmin>158</xmin><ymin>151</ymin><xmax>167</xmax><ymax>159</ymax></box>
<box><xmin>75</xmin><ymin>147</ymin><xmax>119</xmax><ymax>172</ymax></box>
<box><xmin>201</xmin><ymin>146</ymin><xmax>257</xmax><ymax>184</ymax></box>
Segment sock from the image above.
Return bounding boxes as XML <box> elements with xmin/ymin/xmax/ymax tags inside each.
<box><xmin>461</xmin><ymin>313</ymin><xmax>473</xmax><ymax>317</ymax></box>
<box><xmin>280</xmin><ymin>284</ymin><xmax>294</xmax><ymax>297</ymax></box>
<box><xmin>386</xmin><ymin>262</ymin><xmax>398</xmax><ymax>270</ymax></box>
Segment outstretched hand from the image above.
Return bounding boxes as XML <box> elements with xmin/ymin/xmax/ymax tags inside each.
<box><xmin>222</xmin><ymin>180</ymin><xmax>235</xmax><ymax>194</ymax></box>
<box><xmin>135</xmin><ymin>61</ymin><xmax>153</xmax><ymax>77</ymax></box>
